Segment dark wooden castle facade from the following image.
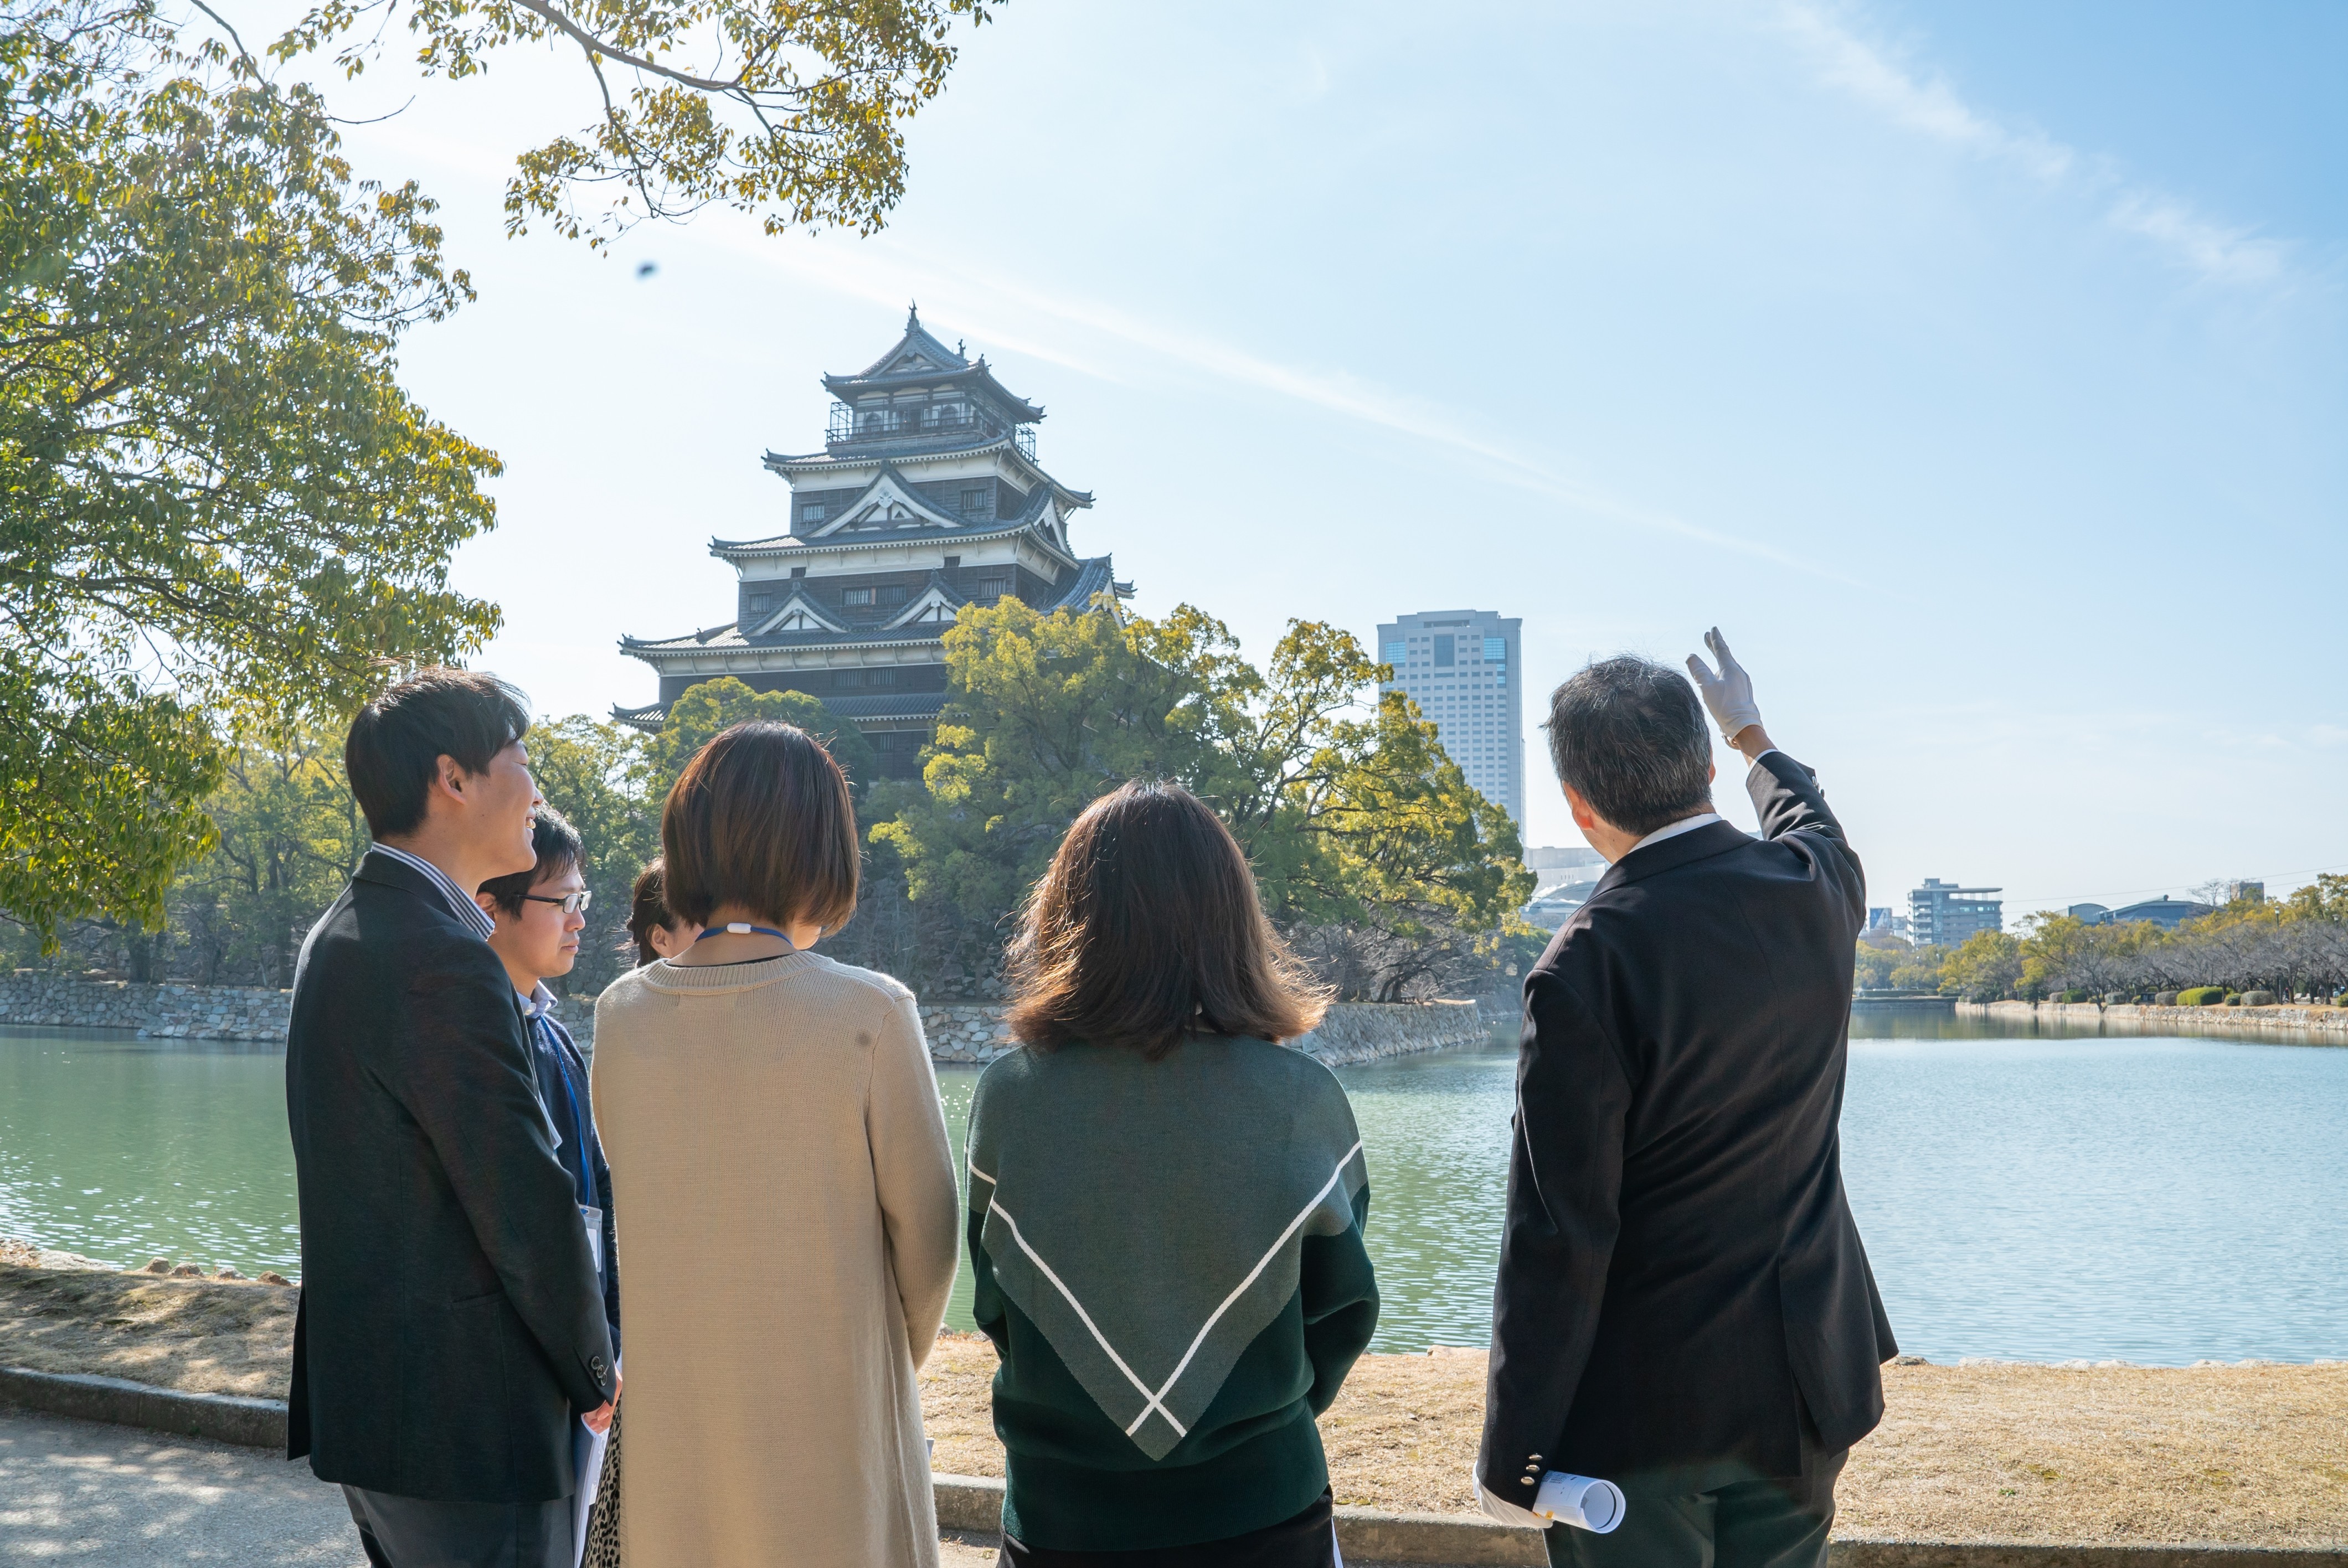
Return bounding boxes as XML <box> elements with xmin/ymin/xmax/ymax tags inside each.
<box><xmin>614</xmin><ymin>308</ymin><xmax>1130</xmax><ymax>777</ymax></box>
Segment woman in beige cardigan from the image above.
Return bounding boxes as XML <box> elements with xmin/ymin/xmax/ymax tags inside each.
<box><xmin>591</xmin><ymin>720</ymin><xmax>960</xmax><ymax>1567</ymax></box>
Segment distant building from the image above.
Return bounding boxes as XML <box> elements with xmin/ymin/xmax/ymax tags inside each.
<box><xmin>1522</xmin><ymin>885</ymin><xmax>1589</xmax><ymax>931</ymax></box>
<box><xmin>2066</xmin><ymin>903</ymin><xmax>2110</xmax><ymax>922</ymax></box>
<box><xmin>1866</xmin><ymin>907</ymin><xmax>1894</xmax><ymax>932</ymax></box>
<box><xmin>1909</xmin><ymin>879</ymin><xmax>2003</xmax><ymax>947</ymax></box>
<box><xmin>2224</xmin><ymin>880</ymin><xmax>2265</xmax><ymax>905</ymax></box>
<box><xmin>2100</xmin><ymin>898</ymin><xmax>2214</xmax><ymax>930</ymax></box>
<box><xmin>1379</xmin><ymin>610</ymin><xmax>1525</xmax><ymax>828</ymax></box>
<box><xmin>1520</xmin><ymin>845</ymin><xmax>1602</xmax><ymax>930</ymax></box>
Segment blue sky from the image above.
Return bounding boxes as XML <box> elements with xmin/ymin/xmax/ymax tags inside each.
<box><xmin>244</xmin><ymin>0</ymin><xmax>2346</xmax><ymax>922</ymax></box>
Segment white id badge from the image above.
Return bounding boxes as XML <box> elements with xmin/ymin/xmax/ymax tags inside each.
<box><xmin>579</xmin><ymin>1204</ymin><xmax>604</xmax><ymax>1272</ymax></box>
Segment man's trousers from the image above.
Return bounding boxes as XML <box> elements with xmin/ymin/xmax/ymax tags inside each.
<box><xmin>342</xmin><ymin>1484</ymin><xmax>571</xmax><ymax>1568</ymax></box>
<box><xmin>1544</xmin><ymin>1447</ymin><xmax>1846</xmax><ymax>1568</ymax></box>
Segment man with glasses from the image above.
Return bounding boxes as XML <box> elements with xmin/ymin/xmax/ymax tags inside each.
<box><xmin>476</xmin><ymin>807</ymin><xmax>621</xmax><ymax>1374</ymax></box>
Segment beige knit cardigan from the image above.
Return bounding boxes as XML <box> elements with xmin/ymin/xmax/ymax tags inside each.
<box><xmin>590</xmin><ymin>951</ymin><xmax>960</xmax><ymax>1568</ymax></box>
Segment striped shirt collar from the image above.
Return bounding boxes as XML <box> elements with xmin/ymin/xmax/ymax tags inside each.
<box><xmin>368</xmin><ymin>842</ymin><xmax>496</xmax><ymax>940</ymax></box>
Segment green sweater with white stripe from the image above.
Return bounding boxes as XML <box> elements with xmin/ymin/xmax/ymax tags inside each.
<box><xmin>965</xmin><ymin>1036</ymin><xmax>1380</xmax><ymax>1552</ymax></box>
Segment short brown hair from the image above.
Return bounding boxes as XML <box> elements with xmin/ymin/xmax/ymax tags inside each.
<box><xmin>661</xmin><ymin>722</ymin><xmax>858</xmax><ymax>934</ymax></box>
<box><xmin>343</xmin><ymin>668</ymin><xmax>531</xmax><ymax>838</ymax></box>
<box><xmin>1007</xmin><ymin>780</ymin><xmax>1327</xmax><ymax>1059</ymax></box>
<box><xmin>627</xmin><ymin>857</ymin><xmax>674</xmax><ymax>966</ymax></box>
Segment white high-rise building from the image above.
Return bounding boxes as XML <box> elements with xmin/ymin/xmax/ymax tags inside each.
<box><xmin>1376</xmin><ymin>610</ymin><xmax>1525</xmax><ymax>829</ymax></box>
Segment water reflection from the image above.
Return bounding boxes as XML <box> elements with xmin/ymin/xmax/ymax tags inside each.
<box><xmin>0</xmin><ymin>1028</ymin><xmax>301</xmax><ymax>1274</ymax></box>
<box><xmin>7</xmin><ymin>1016</ymin><xmax>2344</xmax><ymax>1363</ymax></box>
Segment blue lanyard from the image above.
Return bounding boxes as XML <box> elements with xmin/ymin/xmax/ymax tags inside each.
<box><xmin>537</xmin><ymin>1015</ymin><xmax>593</xmax><ymax>1208</ymax></box>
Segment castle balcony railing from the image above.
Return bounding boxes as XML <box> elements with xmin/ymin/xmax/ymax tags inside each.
<box><xmin>828</xmin><ymin>401</ymin><xmax>1036</xmax><ymax>461</ymax></box>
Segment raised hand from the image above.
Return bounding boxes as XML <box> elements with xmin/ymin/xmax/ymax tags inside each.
<box><xmin>1685</xmin><ymin>628</ymin><xmax>1765</xmax><ymax>747</ymax></box>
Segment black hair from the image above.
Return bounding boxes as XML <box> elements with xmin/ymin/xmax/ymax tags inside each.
<box><xmin>343</xmin><ymin>668</ymin><xmax>531</xmax><ymax>838</ymax></box>
<box><xmin>478</xmin><ymin>806</ymin><xmax>584</xmax><ymax>919</ymax></box>
<box><xmin>1543</xmin><ymin>656</ymin><xmax>1713</xmax><ymax>837</ymax></box>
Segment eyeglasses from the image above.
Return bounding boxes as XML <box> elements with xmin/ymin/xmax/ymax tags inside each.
<box><xmin>520</xmin><ymin>890</ymin><xmax>594</xmax><ymax>915</ymax></box>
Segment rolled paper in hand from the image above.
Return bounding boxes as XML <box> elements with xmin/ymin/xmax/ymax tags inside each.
<box><xmin>1533</xmin><ymin>1471</ymin><xmax>1625</xmax><ymax>1533</ymax></box>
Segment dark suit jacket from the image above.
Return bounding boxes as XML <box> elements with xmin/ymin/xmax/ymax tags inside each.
<box><xmin>1478</xmin><ymin>752</ymin><xmax>1896</xmax><ymax>1497</ymax></box>
<box><xmin>286</xmin><ymin>848</ymin><xmax>616</xmax><ymax>1503</ymax></box>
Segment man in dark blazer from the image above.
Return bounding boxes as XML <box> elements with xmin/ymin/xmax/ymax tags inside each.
<box><xmin>287</xmin><ymin>668</ymin><xmax>616</xmax><ymax>1568</ymax></box>
<box><xmin>1477</xmin><ymin>632</ymin><xmax>1895</xmax><ymax>1568</ymax></box>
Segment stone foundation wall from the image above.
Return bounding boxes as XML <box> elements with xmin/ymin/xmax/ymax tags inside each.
<box><xmin>0</xmin><ymin>976</ymin><xmax>292</xmax><ymax>1043</ymax></box>
<box><xmin>0</xmin><ymin>975</ymin><xmax>602</xmax><ymax>1047</ymax></box>
<box><xmin>1294</xmin><ymin>999</ymin><xmax>1489</xmax><ymax>1065</ymax></box>
<box><xmin>1964</xmin><ymin>998</ymin><xmax>2348</xmax><ymax>1040</ymax></box>
<box><xmin>2</xmin><ymin>976</ymin><xmax>1490</xmax><ymax>1067</ymax></box>
<box><xmin>922</xmin><ymin>999</ymin><xmax>1487</xmax><ymax>1067</ymax></box>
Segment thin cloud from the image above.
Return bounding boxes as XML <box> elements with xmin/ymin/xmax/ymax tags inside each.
<box><xmin>1779</xmin><ymin>3</ymin><xmax>2071</xmax><ymax>182</ymax></box>
<box><xmin>717</xmin><ymin>224</ymin><xmax>1860</xmax><ymax>586</ymax></box>
<box><xmin>1778</xmin><ymin>1</ymin><xmax>2287</xmax><ymax>288</ymax></box>
<box><xmin>2105</xmin><ymin>193</ymin><xmax>2285</xmax><ymax>287</ymax></box>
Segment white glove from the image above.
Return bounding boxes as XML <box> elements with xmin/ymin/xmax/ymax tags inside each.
<box><xmin>1685</xmin><ymin>627</ymin><xmax>1762</xmax><ymax>743</ymax></box>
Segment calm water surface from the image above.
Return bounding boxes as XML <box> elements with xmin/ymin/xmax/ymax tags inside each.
<box><xmin>7</xmin><ymin>1018</ymin><xmax>2345</xmax><ymax>1362</ymax></box>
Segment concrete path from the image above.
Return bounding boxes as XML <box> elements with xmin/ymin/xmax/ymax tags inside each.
<box><xmin>0</xmin><ymin>1406</ymin><xmax>997</xmax><ymax>1566</ymax></box>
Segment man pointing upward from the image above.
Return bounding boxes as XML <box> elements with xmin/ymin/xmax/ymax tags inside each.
<box><xmin>1479</xmin><ymin>631</ymin><xmax>1896</xmax><ymax>1568</ymax></box>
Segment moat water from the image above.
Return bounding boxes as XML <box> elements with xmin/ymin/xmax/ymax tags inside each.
<box><xmin>6</xmin><ymin>1016</ymin><xmax>2344</xmax><ymax>1362</ymax></box>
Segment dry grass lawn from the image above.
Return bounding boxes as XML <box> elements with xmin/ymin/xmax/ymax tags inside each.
<box><xmin>0</xmin><ymin>1258</ymin><xmax>295</xmax><ymax>1398</ymax></box>
<box><xmin>924</xmin><ymin>1338</ymin><xmax>2348</xmax><ymax>1548</ymax></box>
<box><xmin>8</xmin><ymin>1261</ymin><xmax>2342</xmax><ymax>1548</ymax></box>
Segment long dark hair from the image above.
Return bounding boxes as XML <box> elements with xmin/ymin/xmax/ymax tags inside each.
<box><xmin>1006</xmin><ymin>780</ymin><xmax>1328</xmax><ymax>1060</ymax></box>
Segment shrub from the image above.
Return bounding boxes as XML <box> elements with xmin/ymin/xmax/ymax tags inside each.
<box><xmin>2154</xmin><ymin>991</ymin><xmax>2180</xmax><ymax>1006</ymax></box>
<box><xmin>2239</xmin><ymin>989</ymin><xmax>2278</xmax><ymax>1007</ymax></box>
<box><xmin>2177</xmin><ymin>986</ymin><xmax>2226</xmax><ymax>1007</ymax></box>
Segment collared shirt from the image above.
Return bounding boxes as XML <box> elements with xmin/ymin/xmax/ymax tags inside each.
<box><xmin>369</xmin><ymin>841</ymin><xmax>496</xmax><ymax>940</ymax></box>
<box><xmin>1630</xmin><ymin>811</ymin><xmax>1724</xmax><ymax>854</ymax></box>
<box><xmin>1617</xmin><ymin>751</ymin><xmax>1789</xmax><ymax>859</ymax></box>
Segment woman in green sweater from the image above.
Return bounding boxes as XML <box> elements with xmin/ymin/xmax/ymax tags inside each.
<box><xmin>966</xmin><ymin>780</ymin><xmax>1380</xmax><ymax>1567</ymax></box>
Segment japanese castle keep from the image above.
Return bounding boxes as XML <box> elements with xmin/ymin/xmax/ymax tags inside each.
<box><xmin>614</xmin><ymin>308</ymin><xmax>1131</xmax><ymax>777</ymax></box>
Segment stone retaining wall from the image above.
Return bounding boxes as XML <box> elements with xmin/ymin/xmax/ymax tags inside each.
<box><xmin>1</xmin><ymin>976</ymin><xmax>1489</xmax><ymax>1067</ymax></box>
<box><xmin>0</xmin><ymin>976</ymin><xmax>292</xmax><ymax>1043</ymax></box>
<box><xmin>924</xmin><ymin>999</ymin><xmax>1486</xmax><ymax>1067</ymax></box>
<box><xmin>1965</xmin><ymin>999</ymin><xmax>2348</xmax><ymax>1040</ymax></box>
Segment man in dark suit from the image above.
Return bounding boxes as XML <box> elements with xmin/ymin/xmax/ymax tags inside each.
<box><xmin>1477</xmin><ymin>632</ymin><xmax>1895</xmax><ymax>1568</ymax></box>
<box><xmin>288</xmin><ymin>669</ymin><xmax>616</xmax><ymax>1568</ymax></box>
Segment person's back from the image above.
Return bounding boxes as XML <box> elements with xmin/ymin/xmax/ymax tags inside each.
<box><xmin>969</xmin><ymin>781</ymin><xmax>1377</xmax><ymax>1568</ymax></box>
<box><xmin>1479</xmin><ymin>635</ymin><xmax>1894</xmax><ymax>1568</ymax></box>
<box><xmin>588</xmin><ymin>720</ymin><xmax>959</xmax><ymax>1568</ymax></box>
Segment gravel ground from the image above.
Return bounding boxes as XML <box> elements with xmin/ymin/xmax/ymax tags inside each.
<box><xmin>0</xmin><ymin>1406</ymin><xmax>1000</xmax><ymax>1567</ymax></box>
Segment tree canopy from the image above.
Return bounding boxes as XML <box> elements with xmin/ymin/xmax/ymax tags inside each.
<box><xmin>873</xmin><ymin>597</ymin><xmax>1533</xmax><ymax>1000</ymax></box>
<box><xmin>1866</xmin><ymin>878</ymin><xmax>2348</xmax><ymax>1005</ymax></box>
<box><xmin>2</xmin><ymin>1</ymin><xmax>499</xmax><ymax>940</ymax></box>
<box><xmin>649</xmin><ymin>677</ymin><xmax>876</xmax><ymax>801</ymax></box>
<box><xmin>269</xmin><ymin>0</ymin><xmax>998</xmax><ymax>245</ymax></box>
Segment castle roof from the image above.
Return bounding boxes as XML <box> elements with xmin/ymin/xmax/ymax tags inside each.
<box><xmin>611</xmin><ymin>689</ymin><xmax>951</xmax><ymax>733</ymax></box>
<box><xmin>712</xmin><ymin>467</ymin><xmax>1082</xmax><ymax>569</ymax></box>
<box><xmin>818</xmin><ymin>305</ymin><xmax>1046</xmax><ymax>423</ymax></box>
<box><xmin>617</xmin><ymin>554</ymin><xmax>1130</xmax><ymax>666</ymax></box>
